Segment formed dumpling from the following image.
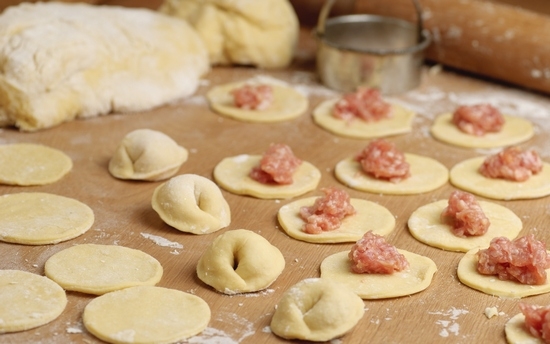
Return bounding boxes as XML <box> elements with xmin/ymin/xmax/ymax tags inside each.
<box><xmin>196</xmin><ymin>229</ymin><xmax>285</xmax><ymax>294</ymax></box>
<box><xmin>159</xmin><ymin>0</ymin><xmax>299</xmax><ymax>68</ymax></box>
<box><xmin>270</xmin><ymin>278</ymin><xmax>364</xmax><ymax>342</ymax></box>
<box><xmin>109</xmin><ymin>129</ymin><xmax>188</xmax><ymax>181</ymax></box>
<box><xmin>152</xmin><ymin>174</ymin><xmax>231</xmax><ymax>234</ymax></box>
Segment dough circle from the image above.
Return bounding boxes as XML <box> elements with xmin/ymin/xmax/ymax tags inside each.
<box><xmin>0</xmin><ymin>270</ymin><xmax>67</xmax><ymax>334</ymax></box>
<box><xmin>320</xmin><ymin>250</ymin><xmax>437</xmax><ymax>299</ymax></box>
<box><xmin>457</xmin><ymin>248</ymin><xmax>550</xmax><ymax>298</ymax></box>
<box><xmin>278</xmin><ymin>197</ymin><xmax>395</xmax><ymax>243</ymax></box>
<box><xmin>109</xmin><ymin>129</ymin><xmax>188</xmax><ymax>181</ymax></box>
<box><xmin>505</xmin><ymin>313</ymin><xmax>541</xmax><ymax>344</ymax></box>
<box><xmin>206</xmin><ymin>80</ymin><xmax>308</xmax><ymax>123</ymax></box>
<box><xmin>0</xmin><ymin>143</ymin><xmax>72</xmax><ymax>186</ymax></box>
<box><xmin>408</xmin><ymin>199</ymin><xmax>523</xmax><ymax>252</ymax></box>
<box><xmin>152</xmin><ymin>174</ymin><xmax>231</xmax><ymax>234</ymax></box>
<box><xmin>450</xmin><ymin>157</ymin><xmax>550</xmax><ymax>200</ymax></box>
<box><xmin>270</xmin><ymin>278</ymin><xmax>364</xmax><ymax>342</ymax></box>
<box><xmin>312</xmin><ymin>99</ymin><xmax>415</xmax><ymax>139</ymax></box>
<box><xmin>335</xmin><ymin>154</ymin><xmax>449</xmax><ymax>195</ymax></box>
<box><xmin>44</xmin><ymin>244</ymin><xmax>163</xmax><ymax>295</ymax></box>
<box><xmin>213</xmin><ymin>154</ymin><xmax>321</xmax><ymax>199</ymax></box>
<box><xmin>430</xmin><ymin>113</ymin><xmax>534</xmax><ymax>148</ymax></box>
<box><xmin>83</xmin><ymin>286</ymin><xmax>210</xmax><ymax>344</ymax></box>
<box><xmin>0</xmin><ymin>192</ymin><xmax>94</xmax><ymax>245</ymax></box>
<box><xmin>196</xmin><ymin>229</ymin><xmax>285</xmax><ymax>294</ymax></box>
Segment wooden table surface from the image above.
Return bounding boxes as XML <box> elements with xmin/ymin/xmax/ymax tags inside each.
<box><xmin>1</xmin><ymin>28</ymin><xmax>550</xmax><ymax>344</ymax></box>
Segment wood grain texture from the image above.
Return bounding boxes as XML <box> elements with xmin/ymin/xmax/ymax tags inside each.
<box><xmin>1</xmin><ymin>16</ymin><xmax>550</xmax><ymax>344</ymax></box>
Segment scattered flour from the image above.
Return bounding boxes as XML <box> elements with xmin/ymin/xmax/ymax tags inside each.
<box><xmin>140</xmin><ymin>233</ymin><xmax>183</xmax><ymax>249</ymax></box>
<box><xmin>429</xmin><ymin>307</ymin><xmax>469</xmax><ymax>338</ymax></box>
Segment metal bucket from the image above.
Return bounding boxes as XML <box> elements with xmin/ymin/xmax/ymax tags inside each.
<box><xmin>315</xmin><ymin>0</ymin><xmax>431</xmax><ymax>94</ymax></box>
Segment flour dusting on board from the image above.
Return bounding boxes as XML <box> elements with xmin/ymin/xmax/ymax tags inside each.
<box><xmin>428</xmin><ymin>307</ymin><xmax>470</xmax><ymax>338</ymax></box>
<box><xmin>187</xmin><ymin>311</ymin><xmax>256</xmax><ymax>343</ymax></box>
<box><xmin>140</xmin><ymin>233</ymin><xmax>183</xmax><ymax>250</ymax></box>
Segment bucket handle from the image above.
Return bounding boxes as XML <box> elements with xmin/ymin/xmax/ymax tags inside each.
<box><xmin>316</xmin><ymin>0</ymin><xmax>425</xmax><ymax>43</ymax></box>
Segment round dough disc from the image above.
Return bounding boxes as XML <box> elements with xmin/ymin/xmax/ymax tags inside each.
<box><xmin>0</xmin><ymin>192</ymin><xmax>94</xmax><ymax>245</ymax></box>
<box><xmin>45</xmin><ymin>244</ymin><xmax>163</xmax><ymax>295</ymax></box>
<box><xmin>0</xmin><ymin>270</ymin><xmax>67</xmax><ymax>334</ymax></box>
<box><xmin>505</xmin><ymin>313</ymin><xmax>540</xmax><ymax>344</ymax></box>
<box><xmin>335</xmin><ymin>154</ymin><xmax>449</xmax><ymax>195</ymax></box>
<box><xmin>270</xmin><ymin>278</ymin><xmax>364</xmax><ymax>342</ymax></box>
<box><xmin>278</xmin><ymin>197</ymin><xmax>395</xmax><ymax>243</ymax></box>
<box><xmin>450</xmin><ymin>157</ymin><xmax>550</xmax><ymax>200</ymax></box>
<box><xmin>83</xmin><ymin>286</ymin><xmax>210</xmax><ymax>344</ymax></box>
<box><xmin>312</xmin><ymin>99</ymin><xmax>415</xmax><ymax>139</ymax></box>
<box><xmin>457</xmin><ymin>248</ymin><xmax>550</xmax><ymax>298</ymax></box>
<box><xmin>206</xmin><ymin>80</ymin><xmax>308</xmax><ymax>123</ymax></box>
<box><xmin>430</xmin><ymin>113</ymin><xmax>534</xmax><ymax>148</ymax></box>
<box><xmin>213</xmin><ymin>154</ymin><xmax>321</xmax><ymax>199</ymax></box>
<box><xmin>408</xmin><ymin>199</ymin><xmax>523</xmax><ymax>252</ymax></box>
<box><xmin>196</xmin><ymin>229</ymin><xmax>285</xmax><ymax>294</ymax></box>
<box><xmin>0</xmin><ymin>143</ymin><xmax>72</xmax><ymax>186</ymax></box>
<box><xmin>320</xmin><ymin>250</ymin><xmax>437</xmax><ymax>299</ymax></box>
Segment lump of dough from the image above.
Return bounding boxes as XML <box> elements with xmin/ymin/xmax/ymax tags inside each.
<box><xmin>0</xmin><ymin>2</ymin><xmax>209</xmax><ymax>131</ymax></box>
<box><xmin>270</xmin><ymin>278</ymin><xmax>364</xmax><ymax>342</ymax></box>
<box><xmin>152</xmin><ymin>174</ymin><xmax>231</xmax><ymax>234</ymax></box>
<box><xmin>45</xmin><ymin>244</ymin><xmax>163</xmax><ymax>295</ymax></box>
<box><xmin>196</xmin><ymin>229</ymin><xmax>285</xmax><ymax>294</ymax></box>
<box><xmin>159</xmin><ymin>0</ymin><xmax>299</xmax><ymax>68</ymax></box>
<box><xmin>0</xmin><ymin>270</ymin><xmax>67</xmax><ymax>334</ymax></box>
<box><xmin>83</xmin><ymin>286</ymin><xmax>210</xmax><ymax>344</ymax></box>
<box><xmin>109</xmin><ymin>129</ymin><xmax>188</xmax><ymax>181</ymax></box>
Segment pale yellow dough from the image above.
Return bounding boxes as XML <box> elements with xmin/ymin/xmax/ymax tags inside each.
<box><xmin>312</xmin><ymin>98</ymin><xmax>415</xmax><ymax>139</ymax></box>
<box><xmin>213</xmin><ymin>154</ymin><xmax>321</xmax><ymax>199</ymax></box>
<box><xmin>83</xmin><ymin>286</ymin><xmax>210</xmax><ymax>344</ymax></box>
<box><xmin>44</xmin><ymin>244</ymin><xmax>163</xmax><ymax>295</ymax></box>
<box><xmin>196</xmin><ymin>229</ymin><xmax>285</xmax><ymax>294</ymax></box>
<box><xmin>408</xmin><ymin>199</ymin><xmax>522</xmax><ymax>252</ymax></box>
<box><xmin>152</xmin><ymin>174</ymin><xmax>231</xmax><ymax>234</ymax></box>
<box><xmin>457</xmin><ymin>249</ymin><xmax>550</xmax><ymax>298</ymax></box>
<box><xmin>505</xmin><ymin>313</ymin><xmax>541</xmax><ymax>344</ymax></box>
<box><xmin>430</xmin><ymin>113</ymin><xmax>534</xmax><ymax>148</ymax></box>
<box><xmin>270</xmin><ymin>278</ymin><xmax>364</xmax><ymax>342</ymax></box>
<box><xmin>277</xmin><ymin>197</ymin><xmax>395</xmax><ymax>243</ymax></box>
<box><xmin>450</xmin><ymin>157</ymin><xmax>550</xmax><ymax>200</ymax></box>
<box><xmin>0</xmin><ymin>270</ymin><xmax>67</xmax><ymax>334</ymax></box>
<box><xmin>0</xmin><ymin>143</ymin><xmax>72</xmax><ymax>186</ymax></box>
<box><xmin>206</xmin><ymin>79</ymin><xmax>308</xmax><ymax>123</ymax></box>
<box><xmin>0</xmin><ymin>192</ymin><xmax>94</xmax><ymax>245</ymax></box>
<box><xmin>335</xmin><ymin>154</ymin><xmax>449</xmax><ymax>195</ymax></box>
<box><xmin>320</xmin><ymin>250</ymin><xmax>437</xmax><ymax>299</ymax></box>
<box><xmin>108</xmin><ymin>129</ymin><xmax>188</xmax><ymax>181</ymax></box>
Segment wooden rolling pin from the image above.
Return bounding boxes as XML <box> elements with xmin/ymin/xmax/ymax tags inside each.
<box><xmin>290</xmin><ymin>0</ymin><xmax>550</xmax><ymax>95</ymax></box>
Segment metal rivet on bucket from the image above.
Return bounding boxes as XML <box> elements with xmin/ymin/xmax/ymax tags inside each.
<box><xmin>315</xmin><ymin>0</ymin><xmax>431</xmax><ymax>95</ymax></box>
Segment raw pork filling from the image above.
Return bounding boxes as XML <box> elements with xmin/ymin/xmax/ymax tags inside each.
<box><xmin>479</xmin><ymin>146</ymin><xmax>543</xmax><ymax>182</ymax></box>
<box><xmin>249</xmin><ymin>143</ymin><xmax>302</xmax><ymax>185</ymax></box>
<box><xmin>520</xmin><ymin>302</ymin><xmax>550</xmax><ymax>343</ymax></box>
<box><xmin>355</xmin><ymin>139</ymin><xmax>410</xmax><ymax>183</ymax></box>
<box><xmin>348</xmin><ymin>231</ymin><xmax>409</xmax><ymax>274</ymax></box>
<box><xmin>332</xmin><ymin>87</ymin><xmax>392</xmax><ymax>122</ymax></box>
<box><xmin>231</xmin><ymin>84</ymin><xmax>274</xmax><ymax>110</ymax></box>
<box><xmin>452</xmin><ymin>103</ymin><xmax>504</xmax><ymax>136</ymax></box>
<box><xmin>477</xmin><ymin>235</ymin><xmax>550</xmax><ymax>285</ymax></box>
<box><xmin>441</xmin><ymin>190</ymin><xmax>490</xmax><ymax>237</ymax></box>
<box><xmin>299</xmin><ymin>187</ymin><xmax>356</xmax><ymax>234</ymax></box>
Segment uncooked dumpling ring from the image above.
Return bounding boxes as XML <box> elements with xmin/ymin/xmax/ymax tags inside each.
<box><xmin>196</xmin><ymin>229</ymin><xmax>285</xmax><ymax>294</ymax></box>
<box><xmin>270</xmin><ymin>278</ymin><xmax>364</xmax><ymax>342</ymax></box>
<box><xmin>109</xmin><ymin>129</ymin><xmax>188</xmax><ymax>181</ymax></box>
<box><xmin>152</xmin><ymin>174</ymin><xmax>231</xmax><ymax>235</ymax></box>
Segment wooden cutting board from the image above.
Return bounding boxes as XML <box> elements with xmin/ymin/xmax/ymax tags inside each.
<box><xmin>1</xmin><ymin>29</ymin><xmax>550</xmax><ymax>344</ymax></box>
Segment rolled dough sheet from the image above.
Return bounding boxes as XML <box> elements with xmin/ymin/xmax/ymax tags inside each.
<box><xmin>0</xmin><ymin>192</ymin><xmax>94</xmax><ymax>245</ymax></box>
<box><xmin>278</xmin><ymin>197</ymin><xmax>395</xmax><ymax>243</ymax></box>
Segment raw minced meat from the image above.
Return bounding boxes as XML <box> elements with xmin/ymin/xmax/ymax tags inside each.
<box><xmin>332</xmin><ymin>87</ymin><xmax>392</xmax><ymax>122</ymax></box>
<box><xmin>355</xmin><ymin>139</ymin><xmax>410</xmax><ymax>183</ymax></box>
<box><xmin>249</xmin><ymin>143</ymin><xmax>301</xmax><ymax>185</ymax></box>
<box><xmin>477</xmin><ymin>234</ymin><xmax>550</xmax><ymax>285</ymax></box>
<box><xmin>519</xmin><ymin>302</ymin><xmax>550</xmax><ymax>343</ymax></box>
<box><xmin>299</xmin><ymin>187</ymin><xmax>356</xmax><ymax>234</ymax></box>
<box><xmin>441</xmin><ymin>190</ymin><xmax>490</xmax><ymax>237</ymax></box>
<box><xmin>231</xmin><ymin>84</ymin><xmax>273</xmax><ymax>110</ymax></box>
<box><xmin>479</xmin><ymin>146</ymin><xmax>543</xmax><ymax>182</ymax></box>
<box><xmin>348</xmin><ymin>231</ymin><xmax>409</xmax><ymax>274</ymax></box>
<box><xmin>452</xmin><ymin>104</ymin><xmax>504</xmax><ymax>136</ymax></box>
